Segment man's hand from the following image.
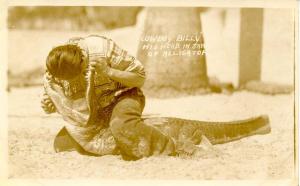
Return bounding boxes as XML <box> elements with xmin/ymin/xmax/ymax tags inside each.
<box><xmin>89</xmin><ymin>58</ymin><xmax>111</xmax><ymax>75</ymax></box>
<box><xmin>41</xmin><ymin>93</ymin><xmax>56</xmax><ymax>114</ymax></box>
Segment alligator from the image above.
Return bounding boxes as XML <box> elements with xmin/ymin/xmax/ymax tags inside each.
<box><xmin>54</xmin><ymin>114</ymin><xmax>270</xmax><ymax>158</ymax></box>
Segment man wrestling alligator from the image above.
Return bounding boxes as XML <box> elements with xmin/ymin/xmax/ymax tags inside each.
<box><xmin>41</xmin><ymin>35</ymin><xmax>271</xmax><ymax>160</ymax></box>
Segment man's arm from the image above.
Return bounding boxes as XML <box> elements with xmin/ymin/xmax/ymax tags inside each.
<box><xmin>107</xmin><ymin>68</ymin><xmax>145</xmax><ymax>88</ymax></box>
<box><xmin>105</xmin><ymin>39</ymin><xmax>146</xmax><ymax>88</ymax></box>
<box><xmin>90</xmin><ymin>58</ymin><xmax>145</xmax><ymax>88</ymax></box>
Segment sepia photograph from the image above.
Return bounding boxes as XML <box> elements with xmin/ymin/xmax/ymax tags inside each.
<box><xmin>1</xmin><ymin>0</ymin><xmax>298</xmax><ymax>184</ymax></box>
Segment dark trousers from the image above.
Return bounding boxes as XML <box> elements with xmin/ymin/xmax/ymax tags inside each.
<box><xmin>109</xmin><ymin>89</ymin><xmax>176</xmax><ymax>160</ymax></box>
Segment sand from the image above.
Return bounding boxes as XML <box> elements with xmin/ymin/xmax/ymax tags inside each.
<box><xmin>8</xmin><ymin>87</ymin><xmax>295</xmax><ymax>179</ymax></box>
<box><xmin>6</xmin><ymin>8</ymin><xmax>296</xmax><ymax>180</ymax></box>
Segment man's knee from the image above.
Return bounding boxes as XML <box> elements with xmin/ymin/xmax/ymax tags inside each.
<box><xmin>112</xmin><ymin>98</ymin><xmax>143</xmax><ymax>117</ymax></box>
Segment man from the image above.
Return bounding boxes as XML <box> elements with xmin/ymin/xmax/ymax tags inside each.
<box><xmin>42</xmin><ymin>35</ymin><xmax>177</xmax><ymax>160</ymax></box>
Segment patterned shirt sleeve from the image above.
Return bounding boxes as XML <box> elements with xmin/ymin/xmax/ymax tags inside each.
<box><xmin>107</xmin><ymin>39</ymin><xmax>146</xmax><ymax>78</ymax></box>
<box><xmin>41</xmin><ymin>71</ymin><xmax>57</xmax><ymax>114</ymax></box>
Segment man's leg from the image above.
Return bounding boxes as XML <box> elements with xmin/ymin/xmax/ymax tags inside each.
<box><xmin>109</xmin><ymin>96</ymin><xmax>176</xmax><ymax>160</ymax></box>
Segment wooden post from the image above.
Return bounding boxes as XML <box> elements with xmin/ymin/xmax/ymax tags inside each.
<box><xmin>239</xmin><ymin>8</ymin><xmax>264</xmax><ymax>86</ymax></box>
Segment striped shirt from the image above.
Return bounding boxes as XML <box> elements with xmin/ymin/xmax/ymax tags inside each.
<box><xmin>44</xmin><ymin>35</ymin><xmax>145</xmax><ymax>109</ymax></box>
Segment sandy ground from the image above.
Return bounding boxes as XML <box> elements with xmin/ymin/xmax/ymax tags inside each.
<box><xmin>6</xmin><ymin>8</ymin><xmax>296</xmax><ymax>180</ymax></box>
<box><xmin>8</xmin><ymin>87</ymin><xmax>295</xmax><ymax>179</ymax></box>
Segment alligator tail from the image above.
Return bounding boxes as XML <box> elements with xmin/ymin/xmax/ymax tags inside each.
<box><xmin>194</xmin><ymin>115</ymin><xmax>271</xmax><ymax>144</ymax></box>
<box><xmin>145</xmin><ymin>115</ymin><xmax>271</xmax><ymax>145</ymax></box>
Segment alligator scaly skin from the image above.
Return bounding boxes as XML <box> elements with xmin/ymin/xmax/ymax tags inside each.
<box><xmin>143</xmin><ymin>115</ymin><xmax>271</xmax><ymax>145</ymax></box>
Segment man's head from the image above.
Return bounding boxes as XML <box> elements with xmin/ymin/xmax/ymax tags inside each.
<box><xmin>46</xmin><ymin>44</ymin><xmax>86</xmax><ymax>80</ymax></box>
